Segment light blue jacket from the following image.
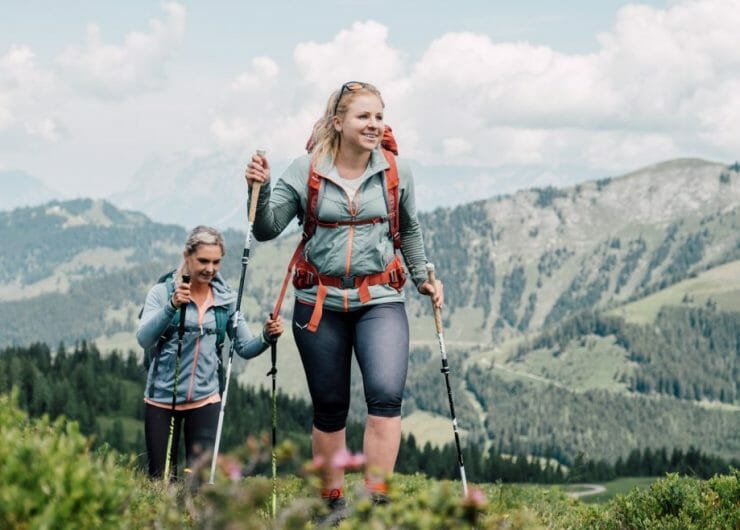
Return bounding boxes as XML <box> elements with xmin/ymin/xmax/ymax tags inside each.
<box><xmin>251</xmin><ymin>147</ymin><xmax>429</xmax><ymax>311</ymax></box>
<box><xmin>137</xmin><ymin>273</ymin><xmax>267</xmax><ymax>403</ymax></box>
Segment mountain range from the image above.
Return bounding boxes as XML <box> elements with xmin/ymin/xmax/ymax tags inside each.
<box><xmin>4</xmin><ymin>152</ymin><xmax>572</xmax><ymax>230</ymax></box>
<box><xmin>0</xmin><ymin>157</ymin><xmax>738</xmax><ymax>465</ymax></box>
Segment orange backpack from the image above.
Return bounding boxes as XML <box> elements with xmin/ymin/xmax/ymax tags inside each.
<box><xmin>271</xmin><ymin>126</ymin><xmax>406</xmax><ymax>331</ymax></box>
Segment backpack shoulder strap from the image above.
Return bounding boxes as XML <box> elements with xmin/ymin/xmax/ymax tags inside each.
<box><xmin>271</xmin><ymin>163</ymin><xmax>323</xmax><ymax>325</ymax></box>
<box><xmin>163</xmin><ymin>273</ymin><xmax>176</xmax><ymax>300</ymax></box>
<box><xmin>272</xmin><ymin>240</ymin><xmax>306</xmax><ymax>318</ymax></box>
<box><xmin>381</xmin><ymin>149</ymin><xmax>401</xmax><ymax>249</ymax></box>
<box><xmin>303</xmin><ymin>165</ymin><xmax>324</xmax><ymax>241</ymax></box>
<box><xmin>214</xmin><ymin>306</ymin><xmax>229</xmax><ymax>352</ymax></box>
<box><xmin>159</xmin><ymin>269</ymin><xmax>177</xmax><ymax>284</ymax></box>
<box><xmin>213</xmin><ymin>305</ymin><xmax>230</xmax><ymax>396</ymax></box>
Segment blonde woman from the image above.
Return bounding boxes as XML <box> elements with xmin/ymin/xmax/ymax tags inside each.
<box><xmin>245</xmin><ymin>82</ymin><xmax>442</xmax><ymax>511</ymax></box>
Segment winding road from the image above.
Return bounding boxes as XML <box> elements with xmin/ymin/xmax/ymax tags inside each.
<box><xmin>567</xmin><ymin>484</ymin><xmax>607</xmax><ymax>499</ymax></box>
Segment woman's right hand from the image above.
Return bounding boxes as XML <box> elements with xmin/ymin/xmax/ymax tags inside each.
<box><xmin>264</xmin><ymin>314</ymin><xmax>284</xmax><ymax>339</ymax></box>
<box><xmin>245</xmin><ymin>152</ymin><xmax>270</xmax><ymax>187</ymax></box>
<box><xmin>171</xmin><ymin>281</ymin><xmax>191</xmax><ymax>308</ymax></box>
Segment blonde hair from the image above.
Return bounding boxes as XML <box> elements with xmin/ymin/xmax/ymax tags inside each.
<box><xmin>176</xmin><ymin>225</ymin><xmax>225</xmax><ymax>283</ymax></box>
<box><xmin>308</xmin><ymin>82</ymin><xmax>384</xmax><ymax>165</ymax></box>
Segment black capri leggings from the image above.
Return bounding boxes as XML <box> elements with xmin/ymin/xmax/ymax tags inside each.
<box><xmin>293</xmin><ymin>301</ymin><xmax>410</xmax><ymax>433</ymax></box>
<box><xmin>144</xmin><ymin>401</ymin><xmax>220</xmax><ymax>479</ymax></box>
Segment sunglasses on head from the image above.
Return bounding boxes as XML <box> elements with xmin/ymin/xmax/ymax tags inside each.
<box><xmin>333</xmin><ymin>81</ymin><xmax>367</xmax><ymax>116</ymax></box>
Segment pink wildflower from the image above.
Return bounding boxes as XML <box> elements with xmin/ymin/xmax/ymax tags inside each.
<box><xmin>302</xmin><ymin>454</ymin><xmax>327</xmax><ymax>475</ymax></box>
<box><xmin>228</xmin><ymin>463</ymin><xmax>242</xmax><ymax>481</ymax></box>
<box><xmin>331</xmin><ymin>449</ymin><xmax>366</xmax><ymax>471</ymax></box>
<box><xmin>218</xmin><ymin>455</ymin><xmax>243</xmax><ymax>482</ymax></box>
<box><xmin>463</xmin><ymin>487</ymin><xmax>487</xmax><ymax>509</ymax></box>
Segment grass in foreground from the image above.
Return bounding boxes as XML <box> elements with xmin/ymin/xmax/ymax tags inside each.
<box><xmin>2</xmin><ymin>391</ymin><xmax>738</xmax><ymax>529</ymax></box>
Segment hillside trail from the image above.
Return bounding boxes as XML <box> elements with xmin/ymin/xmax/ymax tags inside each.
<box><xmin>566</xmin><ymin>484</ymin><xmax>607</xmax><ymax>498</ymax></box>
<box><xmin>493</xmin><ymin>363</ymin><xmax>569</xmax><ymax>389</ymax></box>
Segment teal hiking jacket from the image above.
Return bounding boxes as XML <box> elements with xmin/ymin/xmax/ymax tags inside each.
<box><xmin>251</xmin><ymin>147</ymin><xmax>429</xmax><ymax>312</ymax></box>
<box><xmin>137</xmin><ymin>273</ymin><xmax>267</xmax><ymax>404</ymax></box>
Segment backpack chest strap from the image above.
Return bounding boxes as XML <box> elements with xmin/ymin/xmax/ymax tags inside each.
<box><xmin>316</xmin><ymin>216</ymin><xmax>387</xmax><ymax>228</ymax></box>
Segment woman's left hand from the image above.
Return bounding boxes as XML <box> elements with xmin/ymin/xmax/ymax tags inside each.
<box><xmin>264</xmin><ymin>314</ymin><xmax>284</xmax><ymax>339</ymax></box>
<box><xmin>418</xmin><ymin>279</ymin><xmax>444</xmax><ymax>309</ymax></box>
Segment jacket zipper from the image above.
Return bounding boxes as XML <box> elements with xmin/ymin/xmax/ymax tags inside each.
<box><xmin>344</xmin><ymin>183</ymin><xmax>361</xmax><ymax>311</ymax></box>
<box><xmin>186</xmin><ymin>294</ymin><xmax>214</xmax><ymax>401</ymax></box>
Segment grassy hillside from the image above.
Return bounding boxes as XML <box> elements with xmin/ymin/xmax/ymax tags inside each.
<box><xmin>608</xmin><ymin>259</ymin><xmax>740</xmax><ymax>324</ymax></box>
<box><xmin>417</xmin><ymin>158</ymin><xmax>740</xmax><ymax>344</ymax></box>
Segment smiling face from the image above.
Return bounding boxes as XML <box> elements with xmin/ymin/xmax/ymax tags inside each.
<box><xmin>184</xmin><ymin>244</ymin><xmax>223</xmax><ymax>286</ymax></box>
<box><xmin>333</xmin><ymin>93</ymin><xmax>384</xmax><ymax>155</ymax></box>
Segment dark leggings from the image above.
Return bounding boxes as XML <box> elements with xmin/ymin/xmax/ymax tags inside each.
<box><xmin>144</xmin><ymin>401</ymin><xmax>220</xmax><ymax>479</ymax></box>
<box><xmin>293</xmin><ymin>301</ymin><xmax>410</xmax><ymax>433</ymax></box>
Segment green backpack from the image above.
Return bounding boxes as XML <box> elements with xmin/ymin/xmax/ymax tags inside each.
<box><xmin>141</xmin><ymin>270</ymin><xmax>230</xmax><ymax>397</ymax></box>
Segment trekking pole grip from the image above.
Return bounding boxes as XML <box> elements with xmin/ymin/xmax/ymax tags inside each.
<box><xmin>248</xmin><ymin>149</ymin><xmax>266</xmax><ymax>222</ymax></box>
<box><xmin>425</xmin><ymin>263</ymin><xmax>444</xmax><ymax>333</ymax></box>
<box><xmin>178</xmin><ymin>274</ymin><xmax>190</xmax><ymax>331</ymax></box>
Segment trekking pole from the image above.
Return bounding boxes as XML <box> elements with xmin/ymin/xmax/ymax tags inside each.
<box><xmin>266</xmin><ymin>313</ymin><xmax>278</xmax><ymax>518</ymax></box>
<box><xmin>163</xmin><ymin>274</ymin><xmax>190</xmax><ymax>483</ymax></box>
<box><xmin>209</xmin><ymin>150</ymin><xmax>265</xmax><ymax>485</ymax></box>
<box><xmin>426</xmin><ymin>263</ymin><xmax>468</xmax><ymax>496</ymax></box>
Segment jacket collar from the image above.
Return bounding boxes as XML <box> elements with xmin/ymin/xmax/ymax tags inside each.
<box><xmin>314</xmin><ymin>147</ymin><xmax>390</xmax><ymax>181</ymax></box>
<box><xmin>209</xmin><ymin>272</ymin><xmax>235</xmax><ymax>307</ymax></box>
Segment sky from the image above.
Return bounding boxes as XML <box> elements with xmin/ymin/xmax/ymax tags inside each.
<box><xmin>2</xmin><ymin>0</ymin><xmax>740</xmax><ymax>208</ymax></box>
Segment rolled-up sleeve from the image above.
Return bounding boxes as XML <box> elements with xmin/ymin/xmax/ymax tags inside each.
<box><xmin>249</xmin><ymin>160</ymin><xmax>303</xmax><ymax>241</ymax></box>
<box><xmin>397</xmin><ymin>161</ymin><xmax>429</xmax><ymax>288</ymax></box>
<box><xmin>227</xmin><ymin>310</ymin><xmax>269</xmax><ymax>360</ymax></box>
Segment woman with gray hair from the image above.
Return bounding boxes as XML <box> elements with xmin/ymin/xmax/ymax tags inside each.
<box><xmin>137</xmin><ymin>225</ymin><xmax>283</xmax><ymax>479</ymax></box>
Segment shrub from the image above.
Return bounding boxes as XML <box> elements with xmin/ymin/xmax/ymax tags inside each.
<box><xmin>561</xmin><ymin>471</ymin><xmax>740</xmax><ymax>529</ymax></box>
<box><xmin>3</xmin><ymin>388</ymin><xmax>739</xmax><ymax>529</ymax></box>
<box><xmin>0</xmin><ymin>391</ymin><xmax>156</xmax><ymax>529</ymax></box>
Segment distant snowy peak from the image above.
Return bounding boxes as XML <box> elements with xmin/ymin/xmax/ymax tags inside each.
<box><xmin>0</xmin><ymin>170</ymin><xmax>63</xmax><ymax>211</ymax></box>
<box><xmin>107</xmin><ymin>151</ymin><xmax>256</xmax><ymax>230</ymax></box>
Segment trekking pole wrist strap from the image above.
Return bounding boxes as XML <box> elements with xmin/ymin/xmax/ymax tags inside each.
<box><xmin>261</xmin><ymin>329</ymin><xmax>275</xmax><ymax>346</ymax></box>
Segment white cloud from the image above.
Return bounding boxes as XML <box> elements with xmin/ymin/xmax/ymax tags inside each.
<box><xmin>203</xmin><ymin>2</ymin><xmax>740</xmax><ymax>199</ymax></box>
<box><xmin>24</xmin><ymin>117</ymin><xmax>64</xmax><ymax>143</ymax></box>
<box><xmin>205</xmin><ymin>1</ymin><xmax>740</xmax><ymax>203</ymax></box>
<box><xmin>57</xmin><ymin>2</ymin><xmax>186</xmax><ymax>99</ymax></box>
<box><xmin>211</xmin><ymin>20</ymin><xmax>408</xmax><ymax>161</ymax></box>
<box><xmin>11</xmin><ymin>0</ymin><xmax>739</xmax><ymax>209</ymax></box>
<box><xmin>210</xmin><ymin>118</ymin><xmax>252</xmax><ymax>148</ymax></box>
<box><xmin>0</xmin><ymin>45</ymin><xmax>54</xmax><ymax>90</ymax></box>
<box><xmin>0</xmin><ymin>45</ymin><xmax>61</xmax><ymax>144</ymax></box>
<box><xmin>231</xmin><ymin>57</ymin><xmax>280</xmax><ymax>91</ymax></box>
<box><xmin>442</xmin><ymin>137</ymin><xmax>472</xmax><ymax>157</ymax></box>
<box><xmin>293</xmin><ymin>20</ymin><xmax>405</xmax><ymax>93</ymax></box>
<box><xmin>393</xmin><ymin>0</ymin><xmax>740</xmax><ymax>174</ymax></box>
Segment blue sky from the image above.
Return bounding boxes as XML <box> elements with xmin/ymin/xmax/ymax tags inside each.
<box><xmin>2</xmin><ymin>1</ymin><xmax>667</xmax><ymax>58</ymax></box>
<box><xmin>2</xmin><ymin>0</ymin><xmax>739</xmax><ymax>210</ymax></box>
